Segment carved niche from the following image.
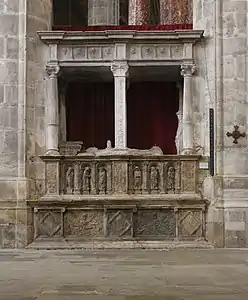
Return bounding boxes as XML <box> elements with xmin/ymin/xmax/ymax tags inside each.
<box><xmin>65</xmin><ymin>165</ymin><xmax>75</xmax><ymax>194</ymax></box>
<box><xmin>148</xmin><ymin>164</ymin><xmax>160</xmax><ymax>194</ymax></box>
<box><xmin>96</xmin><ymin>164</ymin><xmax>108</xmax><ymax>195</ymax></box>
<box><xmin>81</xmin><ymin>164</ymin><xmax>92</xmax><ymax>195</ymax></box>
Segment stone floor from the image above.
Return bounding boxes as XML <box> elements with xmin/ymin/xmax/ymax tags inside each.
<box><xmin>1</xmin><ymin>249</ymin><xmax>248</xmax><ymax>300</ymax></box>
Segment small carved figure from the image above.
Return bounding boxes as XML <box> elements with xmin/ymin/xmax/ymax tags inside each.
<box><xmin>150</xmin><ymin>166</ymin><xmax>159</xmax><ymax>192</ymax></box>
<box><xmin>66</xmin><ymin>166</ymin><xmax>74</xmax><ymax>194</ymax></box>
<box><xmin>106</xmin><ymin>140</ymin><xmax>112</xmax><ymax>150</ymax></box>
<box><xmin>167</xmin><ymin>166</ymin><xmax>176</xmax><ymax>192</ymax></box>
<box><xmin>133</xmin><ymin>166</ymin><xmax>142</xmax><ymax>193</ymax></box>
<box><xmin>83</xmin><ymin>167</ymin><xmax>91</xmax><ymax>194</ymax></box>
<box><xmin>98</xmin><ymin>167</ymin><xmax>107</xmax><ymax>194</ymax></box>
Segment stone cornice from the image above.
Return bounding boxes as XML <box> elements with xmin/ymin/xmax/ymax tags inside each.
<box><xmin>37</xmin><ymin>30</ymin><xmax>204</xmax><ymax>45</ymax></box>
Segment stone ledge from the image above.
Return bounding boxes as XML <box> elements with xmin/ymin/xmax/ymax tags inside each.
<box><xmin>27</xmin><ymin>239</ymin><xmax>213</xmax><ymax>250</ymax></box>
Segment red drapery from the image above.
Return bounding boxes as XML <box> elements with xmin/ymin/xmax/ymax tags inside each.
<box><xmin>127</xmin><ymin>82</ymin><xmax>178</xmax><ymax>154</ymax></box>
<box><xmin>66</xmin><ymin>81</ymin><xmax>178</xmax><ymax>154</ymax></box>
<box><xmin>66</xmin><ymin>82</ymin><xmax>114</xmax><ymax>149</ymax></box>
<box><xmin>52</xmin><ymin>24</ymin><xmax>193</xmax><ymax>31</ymax></box>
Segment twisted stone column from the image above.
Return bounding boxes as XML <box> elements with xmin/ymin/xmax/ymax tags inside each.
<box><xmin>128</xmin><ymin>0</ymin><xmax>150</xmax><ymax>25</ymax></box>
<box><xmin>45</xmin><ymin>64</ymin><xmax>60</xmax><ymax>155</ymax></box>
<box><xmin>111</xmin><ymin>62</ymin><xmax>129</xmax><ymax>149</ymax></box>
<box><xmin>181</xmin><ymin>63</ymin><xmax>196</xmax><ymax>154</ymax></box>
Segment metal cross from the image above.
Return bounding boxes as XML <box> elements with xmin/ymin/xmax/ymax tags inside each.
<box><xmin>226</xmin><ymin>125</ymin><xmax>246</xmax><ymax>144</ymax></box>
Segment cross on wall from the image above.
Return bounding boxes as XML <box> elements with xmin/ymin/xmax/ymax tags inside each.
<box><xmin>226</xmin><ymin>125</ymin><xmax>246</xmax><ymax>144</ymax></box>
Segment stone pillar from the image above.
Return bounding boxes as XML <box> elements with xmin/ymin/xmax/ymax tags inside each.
<box><xmin>128</xmin><ymin>0</ymin><xmax>150</xmax><ymax>25</ymax></box>
<box><xmin>88</xmin><ymin>0</ymin><xmax>119</xmax><ymax>25</ymax></box>
<box><xmin>45</xmin><ymin>64</ymin><xmax>60</xmax><ymax>156</ymax></box>
<box><xmin>111</xmin><ymin>62</ymin><xmax>129</xmax><ymax>149</ymax></box>
<box><xmin>59</xmin><ymin>81</ymin><xmax>67</xmax><ymax>143</ymax></box>
<box><xmin>181</xmin><ymin>63</ymin><xmax>196</xmax><ymax>154</ymax></box>
<box><xmin>175</xmin><ymin>82</ymin><xmax>183</xmax><ymax>154</ymax></box>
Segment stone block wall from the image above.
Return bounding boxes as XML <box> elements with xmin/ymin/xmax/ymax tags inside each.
<box><xmin>0</xmin><ymin>0</ymin><xmax>52</xmax><ymax>248</ymax></box>
<box><xmin>194</xmin><ymin>0</ymin><xmax>248</xmax><ymax>247</ymax></box>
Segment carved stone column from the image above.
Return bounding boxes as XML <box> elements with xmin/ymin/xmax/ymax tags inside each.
<box><xmin>181</xmin><ymin>63</ymin><xmax>196</xmax><ymax>154</ymax></box>
<box><xmin>111</xmin><ymin>62</ymin><xmax>129</xmax><ymax>149</ymax></box>
<box><xmin>46</xmin><ymin>64</ymin><xmax>60</xmax><ymax>156</ymax></box>
<box><xmin>175</xmin><ymin>82</ymin><xmax>183</xmax><ymax>154</ymax></box>
<box><xmin>128</xmin><ymin>0</ymin><xmax>150</xmax><ymax>25</ymax></box>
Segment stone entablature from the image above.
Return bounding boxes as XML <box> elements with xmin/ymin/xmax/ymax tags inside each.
<box><xmin>38</xmin><ymin>30</ymin><xmax>203</xmax><ymax>65</ymax></box>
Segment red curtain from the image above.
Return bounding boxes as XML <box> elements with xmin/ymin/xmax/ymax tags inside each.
<box><xmin>66</xmin><ymin>82</ymin><xmax>114</xmax><ymax>149</ymax></box>
<box><xmin>127</xmin><ymin>82</ymin><xmax>179</xmax><ymax>154</ymax></box>
<box><xmin>66</xmin><ymin>81</ymin><xmax>178</xmax><ymax>154</ymax></box>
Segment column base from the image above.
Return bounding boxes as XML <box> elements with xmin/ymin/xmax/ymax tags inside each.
<box><xmin>45</xmin><ymin>150</ymin><xmax>60</xmax><ymax>156</ymax></box>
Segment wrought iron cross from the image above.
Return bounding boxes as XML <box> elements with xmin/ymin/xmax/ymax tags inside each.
<box><xmin>226</xmin><ymin>125</ymin><xmax>246</xmax><ymax>144</ymax></box>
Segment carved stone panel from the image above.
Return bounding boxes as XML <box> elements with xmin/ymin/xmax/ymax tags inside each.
<box><xmin>181</xmin><ymin>161</ymin><xmax>197</xmax><ymax>193</ymax></box>
<box><xmin>113</xmin><ymin>161</ymin><xmax>127</xmax><ymax>194</ymax></box>
<box><xmin>106</xmin><ymin>209</ymin><xmax>133</xmax><ymax>239</ymax></box>
<box><xmin>134</xmin><ymin>209</ymin><xmax>176</xmax><ymax>238</ymax></box>
<box><xmin>80</xmin><ymin>164</ymin><xmax>92</xmax><ymax>195</ymax></box>
<box><xmin>178</xmin><ymin>209</ymin><xmax>203</xmax><ymax>238</ymax></box>
<box><xmin>64</xmin><ymin>210</ymin><xmax>104</xmax><ymax>238</ymax></box>
<box><xmin>45</xmin><ymin>162</ymin><xmax>59</xmax><ymax>195</ymax></box>
<box><xmin>148</xmin><ymin>164</ymin><xmax>161</xmax><ymax>194</ymax></box>
<box><xmin>128</xmin><ymin>163</ymin><xmax>143</xmax><ymax>194</ymax></box>
<box><xmin>64</xmin><ymin>164</ymin><xmax>75</xmax><ymax>194</ymax></box>
<box><xmin>34</xmin><ymin>208</ymin><xmax>64</xmax><ymax>239</ymax></box>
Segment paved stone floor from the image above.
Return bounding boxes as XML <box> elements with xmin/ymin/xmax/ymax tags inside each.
<box><xmin>1</xmin><ymin>249</ymin><xmax>248</xmax><ymax>299</ymax></box>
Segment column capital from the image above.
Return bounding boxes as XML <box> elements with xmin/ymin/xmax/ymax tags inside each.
<box><xmin>46</xmin><ymin>64</ymin><xmax>60</xmax><ymax>78</ymax></box>
<box><xmin>111</xmin><ymin>62</ymin><xmax>129</xmax><ymax>77</ymax></box>
<box><xmin>181</xmin><ymin>63</ymin><xmax>196</xmax><ymax>77</ymax></box>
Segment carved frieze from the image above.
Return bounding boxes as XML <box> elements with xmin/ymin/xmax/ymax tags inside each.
<box><xmin>128</xmin><ymin>44</ymin><xmax>183</xmax><ymax>61</ymax></box>
<box><xmin>134</xmin><ymin>209</ymin><xmax>176</xmax><ymax>238</ymax></box>
<box><xmin>59</xmin><ymin>45</ymin><xmax>115</xmax><ymax>61</ymax></box>
<box><xmin>64</xmin><ymin>210</ymin><xmax>104</xmax><ymax>237</ymax></box>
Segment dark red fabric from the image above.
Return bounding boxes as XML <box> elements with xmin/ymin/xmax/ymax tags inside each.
<box><xmin>52</xmin><ymin>24</ymin><xmax>193</xmax><ymax>31</ymax></box>
<box><xmin>127</xmin><ymin>82</ymin><xmax>179</xmax><ymax>154</ymax></box>
<box><xmin>66</xmin><ymin>82</ymin><xmax>114</xmax><ymax>149</ymax></box>
<box><xmin>66</xmin><ymin>81</ymin><xmax>178</xmax><ymax>154</ymax></box>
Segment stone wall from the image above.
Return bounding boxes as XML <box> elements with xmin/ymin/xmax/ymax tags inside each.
<box><xmin>0</xmin><ymin>0</ymin><xmax>52</xmax><ymax>248</ymax></box>
<box><xmin>194</xmin><ymin>0</ymin><xmax>248</xmax><ymax>247</ymax></box>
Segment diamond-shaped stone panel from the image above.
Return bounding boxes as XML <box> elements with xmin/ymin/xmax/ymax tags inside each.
<box><xmin>107</xmin><ymin>210</ymin><xmax>133</xmax><ymax>238</ymax></box>
<box><xmin>35</xmin><ymin>210</ymin><xmax>62</xmax><ymax>239</ymax></box>
<box><xmin>178</xmin><ymin>210</ymin><xmax>203</xmax><ymax>238</ymax></box>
